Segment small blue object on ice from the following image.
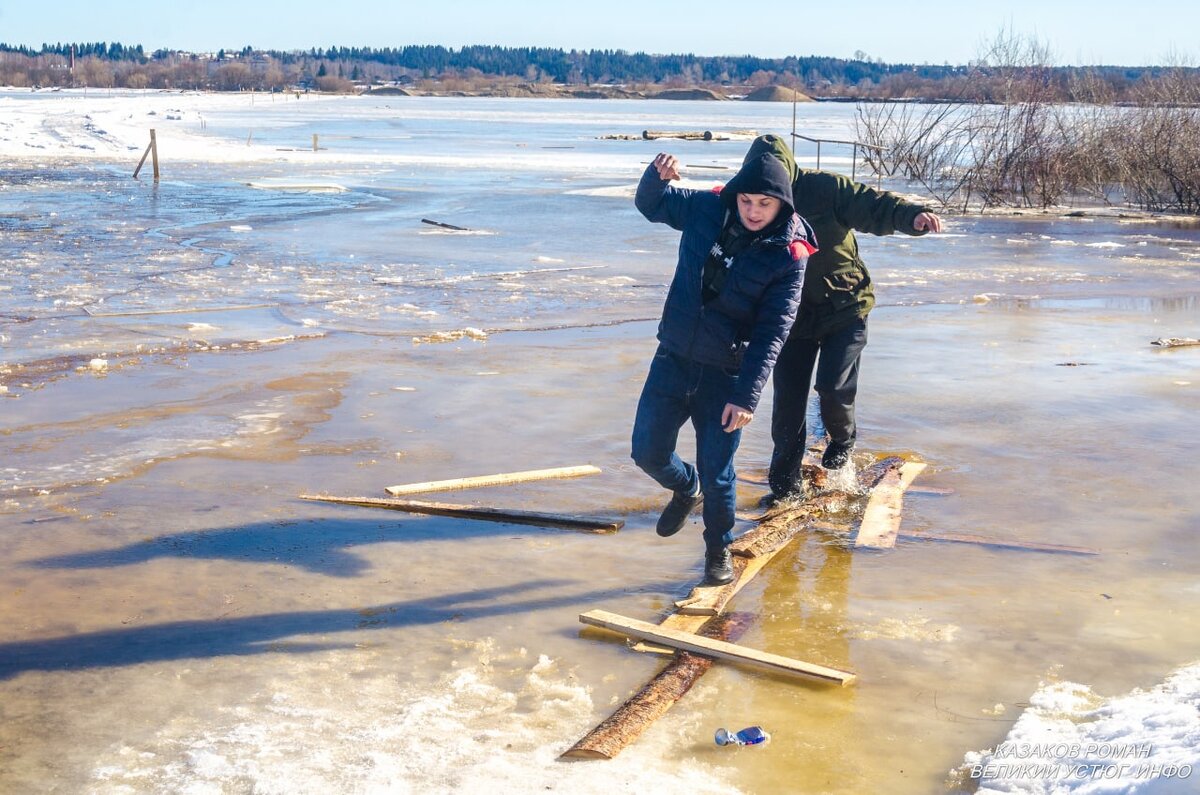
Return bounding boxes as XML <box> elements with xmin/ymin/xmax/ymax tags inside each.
<box><xmin>714</xmin><ymin>726</ymin><xmax>770</xmax><ymax>746</ymax></box>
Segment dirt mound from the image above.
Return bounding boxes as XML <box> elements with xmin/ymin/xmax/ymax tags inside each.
<box><xmin>744</xmin><ymin>85</ymin><xmax>813</xmax><ymax>102</ymax></box>
<box><xmin>367</xmin><ymin>86</ymin><xmax>411</xmax><ymax>96</ymax></box>
<box><xmin>649</xmin><ymin>88</ymin><xmax>728</xmax><ymax>101</ymax></box>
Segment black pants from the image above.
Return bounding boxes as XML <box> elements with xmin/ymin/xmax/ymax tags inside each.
<box><xmin>768</xmin><ymin>316</ymin><xmax>868</xmax><ymax>495</ymax></box>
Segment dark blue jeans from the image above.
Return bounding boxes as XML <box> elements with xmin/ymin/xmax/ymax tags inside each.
<box><xmin>631</xmin><ymin>346</ymin><xmax>740</xmax><ymax>549</ymax></box>
<box><xmin>768</xmin><ymin>316</ymin><xmax>868</xmax><ymax>496</ymax></box>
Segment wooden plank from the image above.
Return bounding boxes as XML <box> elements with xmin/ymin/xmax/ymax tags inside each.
<box><xmin>384</xmin><ymin>465</ymin><xmax>600</xmax><ymax>496</ymax></box>
<box><xmin>421</xmin><ymin>217</ymin><xmax>470</xmax><ymax>231</ymax></box>
<box><xmin>899</xmin><ymin>530</ymin><xmax>1099</xmax><ymax>555</ymax></box>
<box><xmin>299</xmin><ymin>494</ymin><xmax>622</xmax><ymax>533</ymax></box>
<box><xmin>579</xmin><ymin>609</ymin><xmax>855</xmax><ymax>685</ymax></box>
<box><xmin>561</xmin><ymin>613</ymin><xmax>753</xmax><ymax>761</ymax></box>
<box><xmin>634</xmin><ymin>459</ymin><xmax>903</xmax><ymax>653</ymax></box>
<box><xmin>630</xmin><ymin>613</ymin><xmax>711</xmax><ymax>655</ymax></box>
<box><xmin>855</xmin><ymin>461</ymin><xmax>927</xmax><ymax>548</ymax></box>
<box><xmin>672</xmin><ymin>554</ymin><xmax>776</xmax><ymax>616</ymax></box>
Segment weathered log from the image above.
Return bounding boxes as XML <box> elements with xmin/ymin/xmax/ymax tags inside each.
<box><xmin>855</xmin><ymin>456</ymin><xmax>906</xmax><ymax>490</ymax></box>
<box><xmin>730</xmin><ymin>491</ymin><xmax>852</xmax><ymax>561</ymax></box>
<box><xmin>298</xmin><ymin>494</ymin><xmax>622</xmax><ymax>533</ymax></box>
<box><xmin>1151</xmin><ymin>337</ymin><xmax>1200</xmax><ymax>348</ymax></box>
<box><xmin>561</xmin><ymin>613</ymin><xmax>752</xmax><ymax>761</ymax></box>
<box><xmin>641</xmin><ymin>129</ymin><xmax>715</xmax><ymax>141</ymax></box>
<box><xmin>385</xmin><ymin>465</ymin><xmax>601</xmax><ymax>496</ymax></box>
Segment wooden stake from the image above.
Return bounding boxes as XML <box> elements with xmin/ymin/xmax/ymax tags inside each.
<box><xmin>150</xmin><ymin>129</ymin><xmax>159</xmax><ymax>180</ymax></box>
<box><xmin>299</xmin><ymin>494</ymin><xmax>622</xmax><ymax>533</ymax></box>
<box><xmin>384</xmin><ymin>465</ymin><xmax>601</xmax><ymax>496</ymax></box>
<box><xmin>133</xmin><ymin>129</ymin><xmax>159</xmax><ymax>180</ymax></box>
<box><xmin>561</xmin><ymin>613</ymin><xmax>753</xmax><ymax>760</ymax></box>
<box><xmin>579</xmin><ymin>609</ymin><xmax>855</xmax><ymax>685</ymax></box>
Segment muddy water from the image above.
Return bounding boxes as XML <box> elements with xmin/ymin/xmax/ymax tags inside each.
<box><xmin>3</xmin><ymin>97</ymin><xmax>1200</xmax><ymax>793</ymax></box>
<box><xmin>3</xmin><ymin>292</ymin><xmax>1199</xmax><ymax>792</ymax></box>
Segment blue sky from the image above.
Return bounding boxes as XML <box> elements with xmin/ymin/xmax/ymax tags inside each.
<box><xmin>0</xmin><ymin>0</ymin><xmax>1192</xmax><ymax>66</ymax></box>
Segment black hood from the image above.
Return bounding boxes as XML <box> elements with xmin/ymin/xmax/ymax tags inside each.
<box><xmin>721</xmin><ymin>151</ymin><xmax>796</xmax><ymax>223</ymax></box>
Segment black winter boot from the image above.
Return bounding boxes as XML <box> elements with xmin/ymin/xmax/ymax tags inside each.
<box><xmin>822</xmin><ymin>439</ymin><xmax>854</xmax><ymax>470</ymax></box>
<box><xmin>703</xmin><ymin>545</ymin><xmax>734</xmax><ymax>585</ymax></box>
<box><xmin>656</xmin><ymin>486</ymin><xmax>703</xmax><ymax>537</ymax></box>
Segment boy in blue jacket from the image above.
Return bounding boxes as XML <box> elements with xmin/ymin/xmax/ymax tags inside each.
<box><xmin>632</xmin><ymin>142</ymin><xmax>816</xmax><ymax>584</ymax></box>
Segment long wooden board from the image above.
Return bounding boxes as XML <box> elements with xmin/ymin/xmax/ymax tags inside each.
<box><xmin>580</xmin><ymin>609</ymin><xmax>855</xmax><ymax>685</ymax></box>
<box><xmin>384</xmin><ymin>465</ymin><xmax>601</xmax><ymax>496</ymax></box>
<box><xmin>299</xmin><ymin>494</ymin><xmax>622</xmax><ymax>533</ymax></box>
<box><xmin>855</xmin><ymin>461</ymin><xmax>927</xmax><ymax>548</ymax></box>
<box><xmin>633</xmin><ymin>461</ymin><xmax>904</xmax><ymax>653</ymax></box>
<box><xmin>899</xmin><ymin>529</ymin><xmax>1099</xmax><ymax>555</ymax></box>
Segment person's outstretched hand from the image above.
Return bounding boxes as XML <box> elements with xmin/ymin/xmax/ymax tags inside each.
<box><xmin>913</xmin><ymin>211</ymin><xmax>943</xmax><ymax>233</ymax></box>
<box><xmin>652</xmin><ymin>153</ymin><xmax>681</xmax><ymax>181</ymax></box>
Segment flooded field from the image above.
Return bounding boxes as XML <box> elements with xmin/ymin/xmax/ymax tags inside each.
<box><xmin>2</xmin><ymin>92</ymin><xmax>1199</xmax><ymax>793</ymax></box>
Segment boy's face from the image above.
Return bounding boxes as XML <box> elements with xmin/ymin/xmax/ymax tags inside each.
<box><xmin>736</xmin><ymin>193</ymin><xmax>783</xmax><ymax>232</ymax></box>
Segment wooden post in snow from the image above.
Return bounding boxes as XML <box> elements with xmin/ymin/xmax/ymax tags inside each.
<box><xmin>133</xmin><ymin>129</ymin><xmax>159</xmax><ymax>180</ymax></box>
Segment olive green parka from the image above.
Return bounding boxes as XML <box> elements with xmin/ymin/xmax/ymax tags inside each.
<box><xmin>743</xmin><ymin>135</ymin><xmax>934</xmax><ymax>338</ymax></box>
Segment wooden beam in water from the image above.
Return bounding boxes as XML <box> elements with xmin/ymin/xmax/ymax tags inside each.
<box><xmin>899</xmin><ymin>529</ymin><xmax>1099</xmax><ymax>555</ymax></box>
<box><xmin>421</xmin><ymin>217</ymin><xmax>470</xmax><ymax>231</ymax></box>
<box><xmin>299</xmin><ymin>494</ymin><xmax>622</xmax><ymax>533</ymax></box>
<box><xmin>579</xmin><ymin>609</ymin><xmax>856</xmax><ymax>685</ymax></box>
<box><xmin>855</xmin><ymin>461</ymin><xmax>927</xmax><ymax>548</ymax></box>
<box><xmin>384</xmin><ymin>465</ymin><xmax>601</xmax><ymax>496</ymax></box>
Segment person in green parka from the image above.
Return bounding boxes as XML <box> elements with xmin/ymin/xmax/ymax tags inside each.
<box><xmin>742</xmin><ymin>136</ymin><xmax>944</xmax><ymax>499</ymax></box>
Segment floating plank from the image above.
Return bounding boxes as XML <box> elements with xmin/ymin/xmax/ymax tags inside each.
<box><xmin>1151</xmin><ymin>337</ymin><xmax>1200</xmax><ymax>348</ymax></box>
<box><xmin>580</xmin><ymin>609</ymin><xmax>855</xmax><ymax>685</ymax></box>
<box><xmin>664</xmin><ymin>491</ymin><xmax>854</xmax><ymax>622</ymax></box>
<box><xmin>672</xmin><ymin>554</ymin><xmax>774</xmax><ymax>616</ymax></box>
<box><xmin>899</xmin><ymin>530</ymin><xmax>1099</xmax><ymax>555</ymax></box>
<box><xmin>385</xmin><ymin>465</ymin><xmax>601</xmax><ymax>496</ymax></box>
<box><xmin>907</xmin><ymin>485</ymin><xmax>956</xmax><ymax>496</ymax></box>
<box><xmin>299</xmin><ymin>494</ymin><xmax>622</xmax><ymax>533</ymax></box>
<box><xmin>421</xmin><ymin>217</ymin><xmax>470</xmax><ymax>231</ymax></box>
<box><xmin>561</xmin><ymin>613</ymin><xmax>753</xmax><ymax>761</ymax></box>
<box><xmin>855</xmin><ymin>461</ymin><xmax>927</xmax><ymax>548</ymax></box>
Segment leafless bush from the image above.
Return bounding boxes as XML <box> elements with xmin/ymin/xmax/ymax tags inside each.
<box><xmin>313</xmin><ymin>75</ymin><xmax>357</xmax><ymax>93</ymax></box>
<box><xmin>856</xmin><ymin>30</ymin><xmax>1200</xmax><ymax>214</ymax></box>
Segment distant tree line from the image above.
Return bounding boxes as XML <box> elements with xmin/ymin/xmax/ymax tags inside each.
<box><xmin>1</xmin><ymin>40</ymin><xmax>1197</xmax><ymax>102</ymax></box>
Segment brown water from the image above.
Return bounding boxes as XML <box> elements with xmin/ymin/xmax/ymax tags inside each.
<box><xmin>2</xmin><ymin>95</ymin><xmax>1199</xmax><ymax>791</ymax></box>
<box><xmin>3</xmin><ymin>290</ymin><xmax>1199</xmax><ymax>793</ymax></box>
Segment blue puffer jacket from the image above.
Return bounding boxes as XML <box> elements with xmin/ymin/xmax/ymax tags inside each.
<box><xmin>635</xmin><ymin>164</ymin><xmax>815</xmax><ymax>412</ymax></box>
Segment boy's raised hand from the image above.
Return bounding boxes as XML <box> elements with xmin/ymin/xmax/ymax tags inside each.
<box><xmin>653</xmin><ymin>153</ymin><xmax>681</xmax><ymax>181</ymax></box>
